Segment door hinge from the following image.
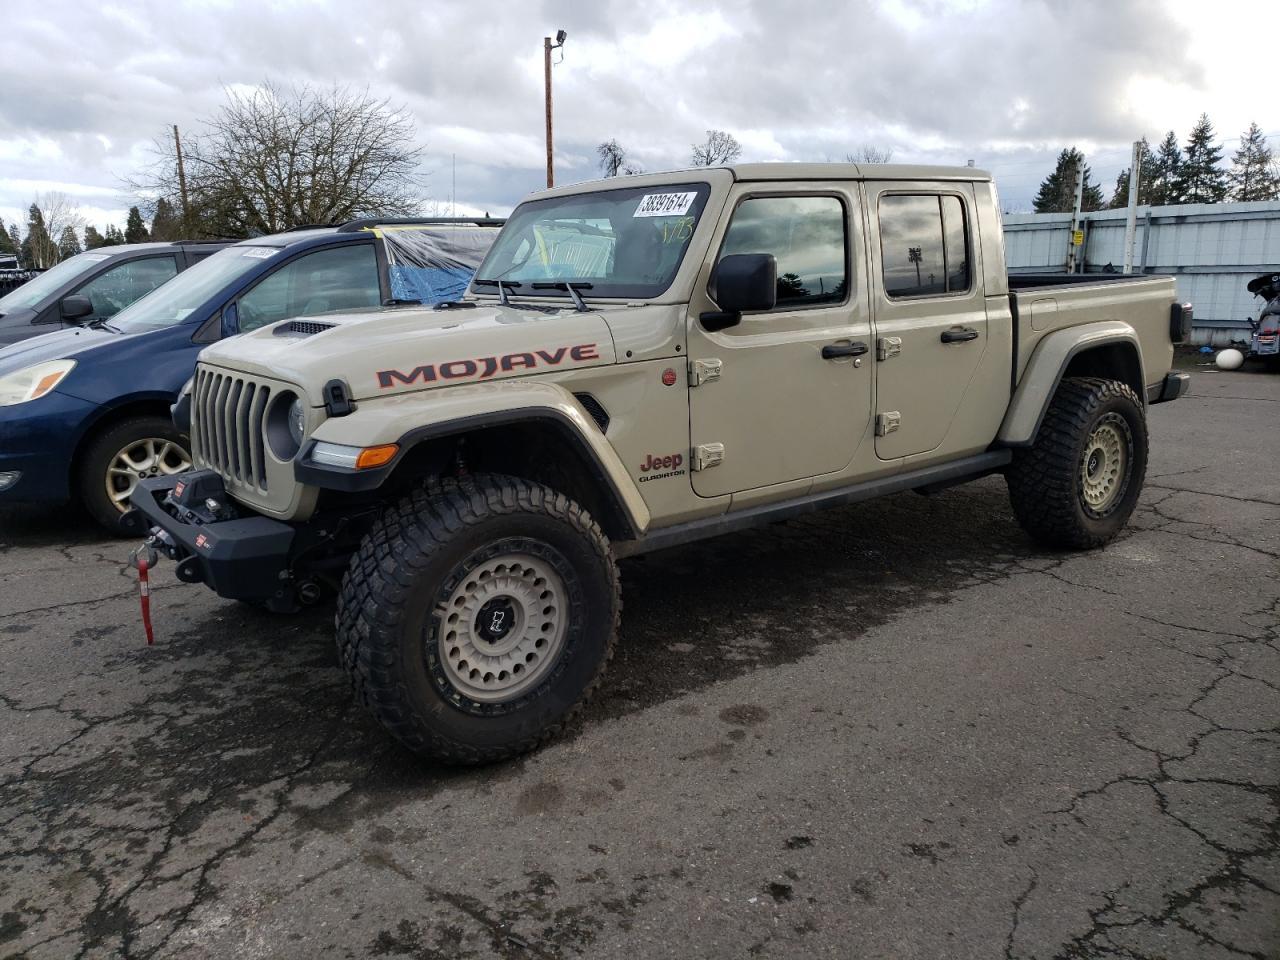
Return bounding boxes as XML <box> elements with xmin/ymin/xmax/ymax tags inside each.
<box><xmin>875</xmin><ymin>412</ymin><xmax>901</xmax><ymax>437</ymax></box>
<box><xmin>691</xmin><ymin>442</ymin><xmax>725</xmax><ymax>471</ymax></box>
<box><xmin>689</xmin><ymin>358</ymin><xmax>722</xmax><ymax>387</ymax></box>
<box><xmin>877</xmin><ymin>336</ymin><xmax>902</xmax><ymax>361</ymax></box>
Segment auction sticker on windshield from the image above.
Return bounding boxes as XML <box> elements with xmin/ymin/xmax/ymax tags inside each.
<box><xmin>241</xmin><ymin>248</ymin><xmax>278</xmax><ymax>259</ymax></box>
<box><xmin>634</xmin><ymin>192</ymin><xmax>697</xmax><ymax>217</ymax></box>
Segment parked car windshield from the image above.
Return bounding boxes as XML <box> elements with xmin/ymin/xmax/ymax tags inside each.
<box><xmin>112</xmin><ymin>245</ymin><xmax>280</xmax><ymax>332</ymax></box>
<box><xmin>0</xmin><ymin>251</ymin><xmax>109</xmax><ymax>312</ymax></box>
<box><xmin>474</xmin><ymin>182</ymin><xmax>711</xmax><ymax>300</ymax></box>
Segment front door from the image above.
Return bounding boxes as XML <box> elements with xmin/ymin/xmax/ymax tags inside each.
<box><xmin>866</xmin><ymin>184</ymin><xmax>988</xmax><ymax>460</ymax></box>
<box><xmin>687</xmin><ymin>187</ymin><xmax>872</xmax><ymax>498</ymax></box>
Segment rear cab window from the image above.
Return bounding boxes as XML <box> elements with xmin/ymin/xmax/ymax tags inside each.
<box><xmin>878</xmin><ymin>194</ymin><xmax>971</xmax><ymax>298</ymax></box>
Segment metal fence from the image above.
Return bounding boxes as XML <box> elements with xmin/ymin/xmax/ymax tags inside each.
<box><xmin>1003</xmin><ymin>201</ymin><xmax>1280</xmax><ymax>345</ymax></box>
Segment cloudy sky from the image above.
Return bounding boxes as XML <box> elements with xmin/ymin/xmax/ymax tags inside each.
<box><xmin>0</xmin><ymin>0</ymin><xmax>1274</xmax><ymax>237</ymax></box>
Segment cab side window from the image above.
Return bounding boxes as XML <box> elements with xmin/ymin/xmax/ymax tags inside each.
<box><xmin>878</xmin><ymin>194</ymin><xmax>970</xmax><ymax>298</ymax></box>
<box><xmin>236</xmin><ymin>244</ymin><xmax>380</xmax><ymax>333</ymax></box>
<box><xmin>76</xmin><ymin>256</ymin><xmax>178</xmax><ymax>318</ymax></box>
<box><xmin>718</xmin><ymin>196</ymin><xmax>847</xmax><ymax>308</ymax></box>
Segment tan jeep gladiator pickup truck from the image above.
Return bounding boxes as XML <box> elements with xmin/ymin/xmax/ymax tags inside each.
<box><xmin>127</xmin><ymin>163</ymin><xmax>1192</xmax><ymax>763</ymax></box>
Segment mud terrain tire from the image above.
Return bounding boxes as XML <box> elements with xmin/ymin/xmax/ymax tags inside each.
<box><xmin>336</xmin><ymin>474</ymin><xmax>620</xmax><ymax>765</ymax></box>
<box><xmin>1006</xmin><ymin>377</ymin><xmax>1148</xmax><ymax>550</ymax></box>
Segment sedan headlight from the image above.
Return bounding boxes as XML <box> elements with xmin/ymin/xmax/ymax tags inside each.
<box><xmin>0</xmin><ymin>360</ymin><xmax>77</xmax><ymax>406</ymax></box>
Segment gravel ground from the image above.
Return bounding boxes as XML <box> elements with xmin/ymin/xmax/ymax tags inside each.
<box><xmin>1</xmin><ymin>366</ymin><xmax>1277</xmax><ymax>959</ymax></box>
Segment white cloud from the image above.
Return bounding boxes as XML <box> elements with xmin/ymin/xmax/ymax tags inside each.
<box><xmin>0</xmin><ymin>0</ymin><xmax>1266</xmax><ymax>234</ymax></box>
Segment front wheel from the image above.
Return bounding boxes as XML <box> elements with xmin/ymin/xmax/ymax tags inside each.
<box><xmin>336</xmin><ymin>475</ymin><xmax>620</xmax><ymax>765</ymax></box>
<box><xmin>79</xmin><ymin>416</ymin><xmax>192</xmax><ymax>533</ymax></box>
<box><xmin>1006</xmin><ymin>377</ymin><xmax>1148</xmax><ymax>550</ymax></box>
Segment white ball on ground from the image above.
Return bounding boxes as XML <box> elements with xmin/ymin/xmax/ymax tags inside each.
<box><xmin>1215</xmin><ymin>348</ymin><xmax>1245</xmax><ymax>370</ymax></box>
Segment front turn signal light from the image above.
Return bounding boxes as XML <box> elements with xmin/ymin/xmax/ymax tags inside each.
<box><xmin>354</xmin><ymin>444</ymin><xmax>399</xmax><ymax>470</ymax></box>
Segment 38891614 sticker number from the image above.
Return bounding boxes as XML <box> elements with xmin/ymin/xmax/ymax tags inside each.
<box><xmin>633</xmin><ymin>192</ymin><xmax>697</xmax><ymax>218</ymax></box>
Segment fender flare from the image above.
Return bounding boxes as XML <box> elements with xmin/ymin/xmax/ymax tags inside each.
<box><xmin>296</xmin><ymin>380</ymin><xmax>650</xmax><ymax>537</ymax></box>
<box><xmin>998</xmin><ymin>321</ymin><xmax>1145</xmax><ymax>447</ymax></box>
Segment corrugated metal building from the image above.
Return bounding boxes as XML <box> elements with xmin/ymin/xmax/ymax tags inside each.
<box><xmin>1003</xmin><ymin>201</ymin><xmax>1280</xmax><ymax>345</ymax></box>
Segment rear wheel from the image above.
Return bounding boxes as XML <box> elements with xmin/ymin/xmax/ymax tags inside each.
<box><xmin>336</xmin><ymin>475</ymin><xmax>620</xmax><ymax>765</ymax></box>
<box><xmin>79</xmin><ymin>416</ymin><xmax>191</xmax><ymax>533</ymax></box>
<box><xmin>1006</xmin><ymin>377</ymin><xmax>1148</xmax><ymax>549</ymax></box>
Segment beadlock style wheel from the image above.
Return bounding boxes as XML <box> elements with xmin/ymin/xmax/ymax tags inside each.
<box><xmin>105</xmin><ymin>438</ymin><xmax>192</xmax><ymax>511</ymax></box>
<box><xmin>1079</xmin><ymin>413</ymin><xmax>1131</xmax><ymax>516</ymax></box>
<box><xmin>1006</xmin><ymin>377</ymin><xmax>1148</xmax><ymax>550</ymax></box>
<box><xmin>336</xmin><ymin>475</ymin><xmax>620</xmax><ymax>765</ymax></box>
<box><xmin>434</xmin><ymin>552</ymin><xmax>569</xmax><ymax>703</ymax></box>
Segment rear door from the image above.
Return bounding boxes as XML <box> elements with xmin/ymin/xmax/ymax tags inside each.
<box><xmin>687</xmin><ymin>185</ymin><xmax>872</xmax><ymax>497</ymax></box>
<box><xmin>866</xmin><ymin>183</ymin><xmax>987</xmax><ymax>460</ymax></box>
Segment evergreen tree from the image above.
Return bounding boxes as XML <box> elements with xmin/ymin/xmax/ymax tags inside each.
<box><xmin>1174</xmin><ymin>114</ymin><xmax>1229</xmax><ymax>204</ymax></box>
<box><xmin>101</xmin><ymin>225</ymin><xmax>126</xmax><ymax>247</ymax></box>
<box><xmin>1107</xmin><ymin>139</ymin><xmax>1156</xmax><ymax>208</ymax></box>
<box><xmin>124</xmin><ymin>205</ymin><xmax>149</xmax><ymax>243</ymax></box>
<box><xmin>149</xmin><ymin>197</ymin><xmax>180</xmax><ymax>241</ymax></box>
<box><xmin>1033</xmin><ymin>148</ymin><xmax>1104</xmax><ymax>213</ymax></box>
<box><xmin>23</xmin><ymin>203</ymin><xmax>55</xmax><ymax>269</ymax></box>
<box><xmin>7</xmin><ymin>225</ymin><xmax>21</xmax><ymax>264</ymax></box>
<box><xmin>83</xmin><ymin>226</ymin><xmax>105</xmax><ymax>250</ymax></box>
<box><xmin>1228</xmin><ymin>122</ymin><xmax>1280</xmax><ymax>202</ymax></box>
<box><xmin>57</xmin><ymin>226</ymin><xmax>82</xmax><ymax>260</ymax></box>
<box><xmin>0</xmin><ymin>217</ymin><xmax>13</xmax><ymax>255</ymax></box>
<box><xmin>1145</xmin><ymin>131</ymin><xmax>1182</xmax><ymax>205</ymax></box>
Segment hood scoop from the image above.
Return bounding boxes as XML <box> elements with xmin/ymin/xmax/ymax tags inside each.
<box><xmin>274</xmin><ymin>319</ymin><xmax>337</xmax><ymax>338</ymax></box>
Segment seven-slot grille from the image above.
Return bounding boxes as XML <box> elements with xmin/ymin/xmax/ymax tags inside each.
<box><xmin>192</xmin><ymin>367</ymin><xmax>273</xmax><ymax>491</ymax></box>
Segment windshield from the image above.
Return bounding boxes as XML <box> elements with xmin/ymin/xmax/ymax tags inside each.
<box><xmin>474</xmin><ymin>182</ymin><xmax>711</xmax><ymax>300</ymax></box>
<box><xmin>0</xmin><ymin>252</ymin><xmax>111</xmax><ymax>312</ymax></box>
<box><xmin>112</xmin><ymin>245</ymin><xmax>280</xmax><ymax>332</ymax></box>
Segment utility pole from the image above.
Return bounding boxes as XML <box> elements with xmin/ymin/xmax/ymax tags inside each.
<box><xmin>543</xmin><ymin>30</ymin><xmax>566</xmax><ymax>188</ymax></box>
<box><xmin>173</xmin><ymin>124</ymin><xmax>191</xmax><ymax>237</ymax></box>
<box><xmin>1123</xmin><ymin>140</ymin><xmax>1142</xmax><ymax>274</ymax></box>
<box><xmin>1066</xmin><ymin>156</ymin><xmax>1085</xmax><ymax>274</ymax></box>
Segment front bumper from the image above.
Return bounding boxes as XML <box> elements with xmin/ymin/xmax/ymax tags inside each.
<box><xmin>128</xmin><ymin>471</ymin><xmax>296</xmax><ymax>602</ymax></box>
<box><xmin>0</xmin><ymin>389</ymin><xmax>90</xmax><ymax>502</ymax></box>
<box><xmin>1149</xmin><ymin>372</ymin><xmax>1191</xmax><ymax>404</ymax></box>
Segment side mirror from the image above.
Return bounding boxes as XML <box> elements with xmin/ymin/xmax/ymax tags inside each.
<box><xmin>702</xmin><ymin>253</ymin><xmax>776</xmax><ymax>332</ymax></box>
<box><xmin>60</xmin><ymin>295</ymin><xmax>94</xmax><ymax>322</ymax></box>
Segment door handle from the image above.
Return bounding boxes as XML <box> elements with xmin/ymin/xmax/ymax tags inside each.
<box><xmin>940</xmin><ymin>327</ymin><xmax>979</xmax><ymax>344</ymax></box>
<box><xmin>821</xmin><ymin>341</ymin><xmax>870</xmax><ymax>359</ymax></box>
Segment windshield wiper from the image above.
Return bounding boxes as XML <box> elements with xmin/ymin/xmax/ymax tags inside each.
<box><xmin>472</xmin><ymin>278</ymin><xmax>524</xmax><ymax>306</ymax></box>
<box><xmin>87</xmin><ymin>318</ymin><xmax>122</xmax><ymax>333</ymax></box>
<box><xmin>532</xmin><ymin>281</ymin><xmax>593</xmax><ymax>312</ymax></box>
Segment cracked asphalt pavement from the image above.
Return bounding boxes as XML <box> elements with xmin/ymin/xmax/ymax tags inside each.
<box><xmin>1</xmin><ymin>365</ymin><xmax>1277</xmax><ymax>959</ymax></box>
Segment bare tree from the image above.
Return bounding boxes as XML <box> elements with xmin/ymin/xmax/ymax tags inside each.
<box><xmin>597</xmin><ymin>139</ymin><xmax>642</xmax><ymax>177</ymax></box>
<box><xmin>132</xmin><ymin>82</ymin><xmax>425</xmax><ymax>237</ymax></box>
<box><xmin>846</xmin><ymin>145</ymin><xmax>894</xmax><ymax>164</ymax></box>
<box><xmin>690</xmin><ymin>129</ymin><xmax>742</xmax><ymax>167</ymax></box>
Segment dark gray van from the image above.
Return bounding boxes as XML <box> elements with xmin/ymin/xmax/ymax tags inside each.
<box><xmin>0</xmin><ymin>241</ymin><xmax>230</xmax><ymax>347</ymax></box>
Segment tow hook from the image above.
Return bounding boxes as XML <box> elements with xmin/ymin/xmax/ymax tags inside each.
<box><xmin>128</xmin><ymin>537</ymin><xmax>161</xmax><ymax>645</ymax></box>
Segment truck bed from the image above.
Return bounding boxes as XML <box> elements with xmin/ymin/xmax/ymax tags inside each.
<box><xmin>1008</xmin><ymin>274</ymin><xmax>1178</xmax><ymax>389</ymax></box>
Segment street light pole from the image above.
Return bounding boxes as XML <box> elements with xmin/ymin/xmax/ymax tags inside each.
<box><xmin>544</xmin><ymin>30</ymin><xmax>566</xmax><ymax>189</ymax></box>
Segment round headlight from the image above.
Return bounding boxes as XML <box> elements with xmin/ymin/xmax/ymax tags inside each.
<box><xmin>288</xmin><ymin>397</ymin><xmax>305</xmax><ymax>446</ymax></box>
<box><xmin>266</xmin><ymin>391</ymin><xmax>305</xmax><ymax>461</ymax></box>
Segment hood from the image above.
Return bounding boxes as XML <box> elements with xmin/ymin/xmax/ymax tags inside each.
<box><xmin>0</xmin><ymin>307</ymin><xmax>42</xmax><ymax>347</ymax></box>
<box><xmin>0</xmin><ymin>325</ymin><xmax>118</xmax><ymax>375</ymax></box>
<box><xmin>197</xmin><ymin>302</ymin><xmax>619</xmax><ymax>402</ymax></box>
